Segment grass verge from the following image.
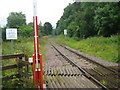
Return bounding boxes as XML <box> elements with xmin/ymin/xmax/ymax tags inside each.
<box><xmin>2</xmin><ymin>37</ymin><xmax>48</xmax><ymax>88</ymax></box>
<box><xmin>56</xmin><ymin>35</ymin><xmax>119</xmax><ymax>63</ymax></box>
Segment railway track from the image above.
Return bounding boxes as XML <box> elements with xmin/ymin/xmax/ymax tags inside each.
<box><xmin>52</xmin><ymin>44</ymin><xmax>119</xmax><ymax>88</ymax></box>
<box><xmin>62</xmin><ymin>45</ymin><xmax>119</xmax><ymax>74</ymax></box>
<box><xmin>51</xmin><ymin>45</ymin><xmax>110</xmax><ymax>89</ymax></box>
<box><xmin>43</xmin><ymin>43</ymin><xmax>119</xmax><ymax>89</ymax></box>
<box><xmin>43</xmin><ymin>44</ymin><xmax>98</xmax><ymax>88</ymax></box>
<box><xmin>60</xmin><ymin>45</ymin><xmax>120</xmax><ymax>88</ymax></box>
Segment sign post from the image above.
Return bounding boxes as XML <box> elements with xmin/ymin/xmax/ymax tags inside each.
<box><xmin>33</xmin><ymin>0</ymin><xmax>43</xmax><ymax>89</ymax></box>
<box><xmin>64</xmin><ymin>29</ymin><xmax>67</xmax><ymax>38</ymax></box>
<box><xmin>6</xmin><ymin>28</ymin><xmax>17</xmax><ymax>54</ymax></box>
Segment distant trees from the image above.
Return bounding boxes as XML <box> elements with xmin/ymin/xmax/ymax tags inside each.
<box><xmin>42</xmin><ymin>22</ymin><xmax>53</xmax><ymax>35</ymax></box>
<box><xmin>18</xmin><ymin>25</ymin><xmax>33</xmax><ymax>37</ymax></box>
<box><xmin>2</xmin><ymin>11</ymin><xmax>53</xmax><ymax>40</ymax></box>
<box><xmin>7</xmin><ymin>12</ymin><xmax>26</xmax><ymax>28</ymax></box>
<box><xmin>56</xmin><ymin>2</ymin><xmax>120</xmax><ymax>38</ymax></box>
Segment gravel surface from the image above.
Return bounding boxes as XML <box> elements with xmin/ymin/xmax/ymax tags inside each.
<box><xmin>43</xmin><ymin>42</ymin><xmax>98</xmax><ymax>88</ymax></box>
<box><xmin>55</xmin><ymin>45</ymin><xmax>97</xmax><ymax>69</ymax></box>
<box><xmin>43</xmin><ymin>44</ymin><xmax>70</xmax><ymax>68</ymax></box>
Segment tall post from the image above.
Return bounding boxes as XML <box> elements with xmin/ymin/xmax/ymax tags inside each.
<box><xmin>11</xmin><ymin>40</ymin><xmax>14</xmax><ymax>54</ymax></box>
<box><xmin>33</xmin><ymin>0</ymin><xmax>43</xmax><ymax>89</ymax></box>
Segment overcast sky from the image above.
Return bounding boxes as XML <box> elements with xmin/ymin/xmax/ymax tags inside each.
<box><xmin>0</xmin><ymin>0</ymin><xmax>74</xmax><ymax>28</ymax></box>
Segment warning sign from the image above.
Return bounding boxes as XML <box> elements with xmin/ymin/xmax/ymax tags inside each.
<box><xmin>6</xmin><ymin>28</ymin><xmax>17</xmax><ymax>40</ymax></box>
<box><xmin>64</xmin><ymin>29</ymin><xmax>67</xmax><ymax>35</ymax></box>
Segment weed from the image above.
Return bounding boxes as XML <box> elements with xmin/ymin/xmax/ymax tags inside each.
<box><xmin>2</xmin><ymin>37</ymin><xmax>48</xmax><ymax>88</ymax></box>
<box><xmin>116</xmin><ymin>79</ymin><xmax>120</xmax><ymax>83</ymax></box>
<box><xmin>100</xmin><ymin>80</ymin><xmax>108</xmax><ymax>86</ymax></box>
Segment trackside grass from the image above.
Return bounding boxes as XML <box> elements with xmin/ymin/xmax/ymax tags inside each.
<box><xmin>2</xmin><ymin>37</ymin><xmax>48</xmax><ymax>88</ymax></box>
<box><xmin>56</xmin><ymin>35</ymin><xmax>119</xmax><ymax>63</ymax></box>
<box><xmin>2</xmin><ymin>37</ymin><xmax>47</xmax><ymax>60</ymax></box>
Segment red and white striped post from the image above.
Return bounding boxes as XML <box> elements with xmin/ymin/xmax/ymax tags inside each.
<box><xmin>33</xmin><ymin>0</ymin><xmax>43</xmax><ymax>89</ymax></box>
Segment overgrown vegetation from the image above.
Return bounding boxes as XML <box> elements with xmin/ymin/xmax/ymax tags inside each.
<box><xmin>56</xmin><ymin>35</ymin><xmax>119</xmax><ymax>63</ymax></box>
<box><xmin>2</xmin><ymin>37</ymin><xmax>48</xmax><ymax>88</ymax></box>
<box><xmin>56</xmin><ymin>2</ymin><xmax>120</xmax><ymax>38</ymax></box>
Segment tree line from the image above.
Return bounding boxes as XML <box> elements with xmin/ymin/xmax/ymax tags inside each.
<box><xmin>55</xmin><ymin>2</ymin><xmax>120</xmax><ymax>38</ymax></box>
<box><xmin>2</xmin><ymin>12</ymin><xmax>53</xmax><ymax>41</ymax></box>
<box><xmin>1</xmin><ymin>2</ymin><xmax>120</xmax><ymax>41</ymax></box>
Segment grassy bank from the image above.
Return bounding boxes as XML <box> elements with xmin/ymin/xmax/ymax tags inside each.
<box><xmin>2</xmin><ymin>37</ymin><xmax>47</xmax><ymax>60</ymax></box>
<box><xmin>56</xmin><ymin>35</ymin><xmax>119</xmax><ymax>63</ymax></box>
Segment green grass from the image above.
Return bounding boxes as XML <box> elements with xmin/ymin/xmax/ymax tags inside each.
<box><xmin>56</xmin><ymin>35</ymin><xmax>119</xmax><ymax>63</ymax></box>
<box><xmin>2</xmin><ymin>37</ymin><xmax>48</xmax><ymax>88</ymax></box>
<box><xmin>2</xmin><ymin>37</ymin><xmax>47</xmax><ymax>59</ymax></box>
<box><xmin>100</xmin><ymin>80</ymin><xmax>108</xmax><ymax>86</ymax></box>
<box><xmin>40</xmin><ymin>37</ymin><xmax>48</xmax><ymax>61</ymax></box>
<box><xmin>2</xmin><ymin>37</ymin><xmax>33</xmax><ymax>56</ymax></box>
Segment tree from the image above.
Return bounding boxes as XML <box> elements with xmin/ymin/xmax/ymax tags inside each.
<box><xmin>18</xmin><ymin>25</ymin><xmax>33</xmax><ymax>37</ymax></box>
<box><xmin>94</xmin><ymin>2</ymin><xmax>120</xmax><ymax>36</ymax></box>
<box><xmin>28</xmin><ymin>22</ymin><xmax>33</xmax><ymax>26</ymax></box>
<box><xmin>38</xmin><ymin>23</ymin><xmax>44</xmax><ymax>37</ymax></box>
<box><xmin>56</xmin><ymin>2</ymin><xmax>120</xmax><ymax>38</ymax></box>
<box><xmin>7</xmin><ymin>12</ymin><xmax>26</xmax><ymax>28</ymax></box>
<box><xmin>43</xmin><ymin>22</ymin><xmax>53</xmax><ymax>35</ymax></box>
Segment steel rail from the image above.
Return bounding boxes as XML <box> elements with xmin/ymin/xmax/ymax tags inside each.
<box><xmin>62</xmin><ymin>45</ymin><xmax>118</xmax><ymax>74</ymax></box>
<box><xmin>52</xmin><ymin>45</ymin><xmax>109</xmax><ymax>90</ymax></box>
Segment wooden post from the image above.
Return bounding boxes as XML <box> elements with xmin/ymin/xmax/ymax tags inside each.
<box><xmin>25</xmin><ymin>55</ymin><xmax>29</xmax><ymax>72</ymax></box>
<box><xmin>16</xmin><ymin>57</ymin><xmax>22</xmax><ymax>76</ymax></box>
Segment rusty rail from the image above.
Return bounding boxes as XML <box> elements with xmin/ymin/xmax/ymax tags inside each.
<box><xmin>52</xmin><ymin>45</ymin><xmax>109</xmax><ymax>90</ymax></box>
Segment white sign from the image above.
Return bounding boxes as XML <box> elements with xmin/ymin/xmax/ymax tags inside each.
<box><xmin>6</xmin><ymin>28</ymin><xmax>17</xmax><ymax>40</ymax></box>
<box><xmin>64</xmin><ymin>29</ymin><xmax>67</xmax><ymax>35</ymax></box>
<box><xmin>29</xmin><ymin>58</ymin><xmax>33</xmax><ymax>63</ymax></box>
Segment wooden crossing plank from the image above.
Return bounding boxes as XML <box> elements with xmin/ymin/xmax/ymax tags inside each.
<box><xmin>69</xmin><ymin>66</ymin><xmax>77</xmax><ymax>76</ymax></box>
<box><xmin>53</xmin><ymin>67</ymin><xmax>57</xmax><ymax>75</ymax></box>
<box><xmin>63</xmin><ymin>67</ymin><xmax>67</xmax><ymax>76</ymax></box>
<box><xmin>56</xmin><ymin>67</ymin><xmax>61</xmax><ymax>75</ymax></box>
<box><xmin>81</xmin><ymin>76</ymin><xmax>98</xmax><ymax>88</ymax></box>
<box><xmin>70</xmin><ymin>66</ymin><xmax>77</xmax><ymax>76</ymax></box>
<box><xmin>73</xmin><ymin>67</ymin><xmax>80</xmax><ymax>76</ymax></box>
<box><xmin>46</xmin><ymin>76</ymin><xmax>54</xmax><ymax>88</ymax></box>
<box><xmin>51</xmin><ymin>67</ymin><xmax>54</xmax><ymax>76</ymax></box>
<box><xmin>59</xmin><ymin>66</ymin><xmax>63</xmax><ymax>75</ymax></box>
<box><xmin>65</xmin><ymin>66</ymin><xmax>70</xmax><ymax>76</ymax></box>
<box><xmin>73</xmin><ymin>76</ymin><xmax>85</xmax><ymax>88</ymax></box>
<box><xmin>58</xmin><ymin>76</ymin><xmax>67</xmax><ymax>88</ymax></box>
<box><xmin>45</xmin><ymin>75</ymin><xmax>98</xmax><ymax>88</ymax></box>
<box><xmin>77</xmin><ymin>76</ymin><xmax>97</xmax><ymax>88</ymax></box>
<box><xmin>71</xmin><ymin>76</ymin><xmax>82</xmax><ymax>88</ymax></box>
<box><xmin>48</xmin><ymin>67</ymin><xmax>51</xmax><ymax>75</ymax></box>
<box><xmin>65</xmin><ymin>76</ymin><xmax>76</xmax><ymax>88</ymax></box>
<box><xmin>72</xmin><ymin>76</ymin><xmax>83</xmax><ymax>88</ymax></box>
<box><xmin>79</xmin><ymin>76</ymin><xmax>91</xmax><ymax>88</ymax></box>
<box><xmin>52</xmin><ymin>76</ymin><xmax>61</xmax><ymax>88</ymax></box>
<box><xmin>68</xmin><ymin>66</ymin><xmax>74</xmax><ymax>76</ymax></box>
<box><xmin>49</xmin><ymin>76</ymin><xmax>58</xmax><ymax>88</ymax></box>
<box><xmin>62</xmin><ymin>67</ymin><xmax>67</xmax><ymax>76</ymax></box>
<box><xmin>62</xmin><ymin>76</ymin><xmax>72</xmax><ymax>88</ymax></box>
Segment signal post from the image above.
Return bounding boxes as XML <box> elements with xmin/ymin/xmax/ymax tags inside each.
<box><xmin>32</xmin><ymin>0</ymin><xmax>43</xmax><ymax>89</ymax></box>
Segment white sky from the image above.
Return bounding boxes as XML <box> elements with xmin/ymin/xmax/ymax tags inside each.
<box><xmin>0</xmin><ymin>0</ymin><xmax>74</xmax><ymax>28</ymax></box>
